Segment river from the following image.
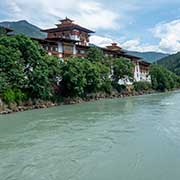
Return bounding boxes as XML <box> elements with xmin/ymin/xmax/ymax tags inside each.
<box><xmin>0</xmin><ymin>91</ymin><xmax>180</xmax><ymax>180</ymax></box>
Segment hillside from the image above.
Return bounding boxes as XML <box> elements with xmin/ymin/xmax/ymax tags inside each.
<box><xmin>157</xmin><ymin>52</ymin><xmax>180</xmax><ymax>75</ymax></box>
<box><xmin>127</xmin><ymin>51</ymin><xmax>169</xmax><ymax>63</ymax></box>
<box><xmin>0</xmin><ymin>20</ymin><xmax>46</xmax><ymax>38</ymax></box>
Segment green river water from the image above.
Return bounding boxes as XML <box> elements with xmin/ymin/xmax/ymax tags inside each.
<box><xmin>0</xmin><ymin>91</ymin><xmax>180</xmax><ymax>180</ymax></box>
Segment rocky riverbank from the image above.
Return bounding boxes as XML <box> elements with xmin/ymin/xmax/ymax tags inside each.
<box><xmin>0</xmin><ymin>90</ymin><xmax>157</xmax><ymax>115</ymax></box>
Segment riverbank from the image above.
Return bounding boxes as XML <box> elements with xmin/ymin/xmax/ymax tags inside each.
<box><xmin>0</xmin><ymin>89</ymin><xmax>159</xmax><ymax>115</ymax></box>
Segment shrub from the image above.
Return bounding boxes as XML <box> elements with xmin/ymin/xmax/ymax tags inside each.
<box><xmin>2</xmin><ymin>89</ymin><xmax>16</xmax><ymax>104</ymax></box>
<box><xmin>101</xmin><ymin>79</ymin><xmax>112</xmax><ymax>94</ymax></box>
<box><xmin>133</xmin><ymin>81</ymin><xmax>152</xmax><ymax>92</ymax></box>
<box><xmin>112</xmin><ymin>82</ymin><xmax>127</xmax><ymax>93</ymax></box>
<box><xmin>14</xmin><ymin>89</ymin><xmax>27</xmax><ymax>103</ymax></box>
<box><xmin>2</xmin><ymin>88</ymin><xmax>26</xmax><ymax>104</ymax></box>
<box><xmin>150</xmin><ymin>65</ymin><xmax>180</xmax><ymax>91</ymax></box>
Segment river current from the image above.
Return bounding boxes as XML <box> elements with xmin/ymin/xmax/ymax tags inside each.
<box><xmin>0</xmin><ymin>91</ymin><xmax>180</xmax><ymax>180</ymax></box>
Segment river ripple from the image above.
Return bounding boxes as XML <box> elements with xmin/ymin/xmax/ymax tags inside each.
<box><xmin>0</xmin><ymin>91</ymin><xmax>180</xmax><ymax>180</ymax></box>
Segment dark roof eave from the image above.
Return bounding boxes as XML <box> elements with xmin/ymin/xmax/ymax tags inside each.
<box><xmin>122</xmin><ymin>54</ymin><xmax>142</xmax><ymax>60</ymax></box>
<box><xmin>31</xmin><ymin>37</ymin><xmax>58</xmax><ymax>45</ymax></box>
<box><xmin>41</xmin><ymin>26</ymin><xmax>95</xmax><ymax>34</ymax></box>
<box><xmin>46</xmin><ymin>37</ymin><xmax>79</xmax><ymax>43</ymax></box>
<box><xmin>139</xmin><ymin>60</ymin><xmax>151</xmax><ymax>66</ymax></box>
<box><xmin>76</xmin><ymin>45</ymin><xmax>90</xmax><ymax>49</ymax></box>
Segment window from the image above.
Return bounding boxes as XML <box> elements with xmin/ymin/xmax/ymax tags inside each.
<box><xmin>53</xmin><ymin>46</ymin><xmax>58</xmax><ymax>51</ymax></box>
<box><xmin>80</xmin><ymin>50</ymin><xmax>85</xmax><ymax>54</ymax></box>
<box><xmin>64</xmin><ymin>45</ymin><xmax>73</xmax><ymax>52</ymax></box>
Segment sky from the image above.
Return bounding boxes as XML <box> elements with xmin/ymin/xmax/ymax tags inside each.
<box><xmin>0</xmin><ymin>0</ymin><xmax>180</xmax><ymax>54</ymax></box>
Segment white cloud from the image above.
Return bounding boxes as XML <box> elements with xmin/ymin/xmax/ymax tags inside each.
<box><xmin>90</xmin><ymin>35</ymin><xmax>160</xmax><ymax>52</ymax></box>
<box><xmin>90</xmin><ymin>35</ymin><xmax>114</xmax><ymax>47</ymax></box>
<box><xmin>121</xmin><ymin>39</ymin><xmax>160</xmax><ymax>52</ymax></box>
<box><xmin>6</xmin><ymin>0</ymin><xmax>21</xmax><ymax>14</ymax></box>
<box><xmin>74</xmin><ymin>2</ymin><xmax>120</xmax><ymax>30</ymax></box>
<box><xmin>1</xmin><ymin>0</ymin><xmax>120</xmax><ymax>30</ymax></box>
<box><xmin>152</xmin><ymin>19</ymin><xmax>180</xmax><ymax>53</ymax></box>
<box><xmin>91</xmin><ymin>19</ymin><xmax>180</xmax><ymax>54</ymax></box>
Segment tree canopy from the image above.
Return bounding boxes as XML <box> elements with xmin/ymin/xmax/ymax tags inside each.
<box><xmin>0</xmin><ymin>35</ymin><xmax>60</xmax><ymax>102</ymax></box>
<box><xmin>112</xmin><ymin>58</ymin><xmax>134</xmax><ymax>83</ymax></box>
<box><xmin>150</xmin><ymin>65</ymin><xmax>180</xmax><ymax>91</ymax></box>
<box><xmin>0</xmin><ymin>34</ymin><xmax>179</xmax><ymax>105</ymax></box>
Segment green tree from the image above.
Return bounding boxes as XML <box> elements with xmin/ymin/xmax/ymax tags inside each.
<box><xmin>87</xmin><ymin>46</ymin><xmax>105</xmax><ymax>62</ymax></box>
<box><xmin>83</xmin><ymin>61</ymin><xmax>102</xmax><ymax>93</ymax></box>
<box><xmin>133</xmin><ymin>81</ymin><xmax>152</xmax><ymax>92</ymax></box>
<box><xmin>60</xmin><ymin>58</ymin><xmax>86</xmax><ymax>97</ymax></box>
<box><xmin>150</xmin><ymin>65</ymin><xmax>179</xmax><ymax>91</ymax></box>
<box><xmin>0</xmin><ymin>35</ymin><xmax>62</xmax><ymax>100</ymax></box>
<box><xmin>0</xmin><ymin>27</ymin><xmax>6</xmax><ymax>36</ymax></box>
<box><xmin>112</xmin><ymin>58</ymin><xmax>134</xmax><ymax>83</ymax></box>
<box><xmin>0</xmin><ymin>45</ymin><xmax>24</xmax><ymax>90</ymax></box>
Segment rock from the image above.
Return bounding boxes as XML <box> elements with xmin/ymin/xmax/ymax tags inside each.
<box><xmin>0</xmin><ymin>98</ymin><xmax>3</xmax><ymax>106</ymax></box>
<box><xmin>25</xmin><ymin>99</ymin><xmax>33</xmax><ymax>106</ymax></box>
<box><xmin>9</xmin><ymin>102</ymin><xmax>18</xmax><ymax>112</ymax></box>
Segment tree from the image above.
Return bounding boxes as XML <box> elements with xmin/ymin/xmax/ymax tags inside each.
<box><xmin>60</xmin><ymin>58</ymin><xmax>86</xmax><ymax>97</ymax></box>
<box><xmin>83</xmin><ymin>61</ymin><xmax>102</xmax><ymax>93</ymax></box>
<box><xmin>112</xmin><ymin>58</ymin><xmax>134</xmax><ymax>83</ymax></box>
<box><xmin>87</xmin><ymin>46</ymin><xmax>105</xmax><ymax>62</ymax></box>
<box><xmin>0</xmin><ymin>45</ymin><xmax>24</xmax><ymax>91</ymax></box>
<box><xmin>150</xmin><ymin>65</ymin><xmax>180</xmax><ymax>91</ymax></box>
<box><xmin>0</xmin><ymin>35</ymin><xmax>62</xmax><ymax>100</ymax></box>
<box><xmin>0</xmin><ymin>27</ymin><xmax>6</xmax><ymax>36</ymax></box>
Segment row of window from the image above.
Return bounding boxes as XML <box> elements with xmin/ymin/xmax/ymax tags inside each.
<box><xmin>43</xmin><ymin>45</ymin><xmax>58</xmax><ymax>52</ymax></box>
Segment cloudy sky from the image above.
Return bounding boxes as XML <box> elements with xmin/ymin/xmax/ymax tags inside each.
<box><xmin>1</xmin><ymin>0</ymin><xmax>180</xmax><ymax>54</ymax></box>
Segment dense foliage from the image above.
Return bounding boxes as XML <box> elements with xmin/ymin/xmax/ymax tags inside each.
<box><xmin>87</xmin><ymin>46</ymin><xmax>105</xmax><ymax>63</ymax></box>
<box><xmin>112</xmin><ymin>58</ymin><xmax>134</xmax><ymax>83</ymax></box>
<box><xmin>133</xmin><ymin>81</ymin><xmax>152</xmax><ymax>92</ymax></box>
<box><xmin>150</xmin><ymin>65</ymin><xmax>180</xmax><ymax>91</ymax></box>
<box><xmin>0</xmin><ymin>35</ymin><xmax>60</xmax><ymax>103</ymax></box>
<box><xmin>0</xmin><ymin>27</ymin><xmax>6</xmax><ymax>36</ymax></box>
<box><xmin>59</xmin><ymin>58</ymin><xmax>111</xmax><ymax>97</ymax></box>
<box><xmin>157</xmin><ymin>52</ymin><xmax>180</xmax><ymax>75</ymax></box>
<box><xmin>0</xmin><ymin>35</ymin><xmax>180</xmax><ymax>105</ymax></box>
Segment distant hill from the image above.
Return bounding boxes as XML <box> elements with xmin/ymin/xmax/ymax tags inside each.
<box><xmin>157</xmin><ymin>52</ymin><xmax>180</xmax><ymax>75</ymax></box>
<box><xmin>127</xmin><ymin>51</ymin><xmax>169</xmax><ymax>63</ymax></box>
<box><xmin>0</xmin><ymin>20</ymin><xmax>46</xmax><ymax>38</ymax></box>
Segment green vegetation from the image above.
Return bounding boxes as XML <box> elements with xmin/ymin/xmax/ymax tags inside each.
<box><xmin>0</xmin><ymin>36</ymin><xmax>133</xmax><ymax>103</ymax></box>
<box><xmin>0</xmin><ymin>35</ymin><xmax>60</xmax><ymax>103</ymax></box>
<box><xmin>59</xmin><ymin>57</ymin><xmax>111</xmax><ymax>97</ymax></box>
<box><xmin>150</xmin><ymin>65</ymin><xmax>180</xmax><ymax>91</ymax></box>
<box><xmin>157</xmin><ymin>52</ymin><xmax>180</xmax><ymax>75</ymax></box>
<box><xmin>0</xmin><ymin>27</ymin><xmax>6</xmax><ymax>36</ymax></box>
<box><xmin>133</xmin><ymin>81</ymin><xmax>152</xmax><ymax>92</ymax></box>
<box><xmin>113</xmin><ymin>58</ymin><xmax>134</xmax><ymax>83</ymax></box>
<box><xmin>2</xmin><ymin>88</ymin><xmax>26</xmax><ymax>104</ymax></box>
<box><xmin>0</xmin><ymin>35</ymin><xmax>180</xmax><ymax>107</ymax></box>
<box><xmin>87</xmin><ymin>46</ymin><xmax>105</xmax><ymax>63</ymax></box>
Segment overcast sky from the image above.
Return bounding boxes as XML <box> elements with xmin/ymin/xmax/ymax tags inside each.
<box><xmin>1</xmin><ymin>0</ymin><xmax>180</xmax><ymax>53</ymax></box>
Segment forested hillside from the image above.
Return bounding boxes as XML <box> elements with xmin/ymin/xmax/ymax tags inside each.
<box><xmin>157</xmin><ymin>52</ymin><xmax>180</xmax><ymax>75</ymax></box>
